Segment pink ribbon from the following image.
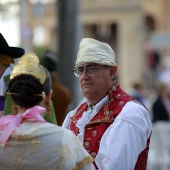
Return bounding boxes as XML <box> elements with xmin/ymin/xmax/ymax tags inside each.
<box><xmin>0</xmin><ymin>105</ymin><xmax>46</xmax><ymax>147</ymax></box>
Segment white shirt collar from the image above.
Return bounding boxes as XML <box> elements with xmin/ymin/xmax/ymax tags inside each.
<box><xmin>86</xmin><ymin>95</ymin><xmax>109</xmax><ymax>113</ymax></box>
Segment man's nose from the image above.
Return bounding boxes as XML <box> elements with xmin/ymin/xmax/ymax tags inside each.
<box><xmin>81</xmin><ymin>69</ymin><xmax>89</xmax><ymax>78</ymax></box>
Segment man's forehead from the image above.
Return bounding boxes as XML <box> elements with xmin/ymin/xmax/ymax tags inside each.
<box><xmin>77</xmin><ymin>63</ymin><xmax>101</xmax><ymax>67</ymax></box>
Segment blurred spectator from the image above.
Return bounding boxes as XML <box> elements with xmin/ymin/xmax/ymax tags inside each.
<box><xmin>42</xmin><ymin>50</ymin><xmax>72</xmax><ymax>126</ymax></box>
<box><xmin>130</xmin><ymin>81</ymin><xmax>151</xmax><ymax>110</ymax></box>
<box><xmin>131</xmin><ymin>82</ymin><xmax>146</xmax><ymax>103</ymax></box>
<box><xmin>146</xmin><ymin>45</ymin><xmax>160</xmax><ymax>71</ymax></box>
<box><xmin>145</xmin><ymin>44</ymin><xmax>161</xmax><ymax>90</ymax></box>
<box><xmin>157</xmin><ymin>56</ymin><xmax>170</xmax><ymax>92</ymax></box>
<box><xmin>152</xmin><ymin>82</ymin><xmax>170</xmax><ymax>123</ymax></box>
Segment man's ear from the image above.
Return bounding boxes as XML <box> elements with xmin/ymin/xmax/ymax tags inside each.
<box><xmin>45</xmin><ymin>90</ymin><xmax>53</xmax><ymax>103</ymax></box>
<box><xmin>110</xmin><ymin>66</ymin><xmax>117</xmax><ymax>79</ymax></box>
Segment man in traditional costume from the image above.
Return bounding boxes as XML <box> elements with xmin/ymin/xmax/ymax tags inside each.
<box><xmin>62</xmin><ymin>38</ymin><xmax>152</xmax><ymax>169</ymax></box>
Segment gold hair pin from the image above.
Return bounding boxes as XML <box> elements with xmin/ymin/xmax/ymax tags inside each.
<box><xmin>6</xmin><ymin>92</ymin><xmax>46</xmax><ymax>99</ymax></box>
<box><xmin>10</xmin><ymin>53</ymin><xmax>46</xmax><ymax>84</ymax></box>
<box><xmin>34</xmin><ymin>92</ymin><xmax>46</xmax><ymax>99</ymax></box>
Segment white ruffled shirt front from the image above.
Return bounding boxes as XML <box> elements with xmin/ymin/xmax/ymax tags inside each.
<box><xmin>62</xmin><ymin>95</ymin><xmax>152</xmax><ymax>170</ymax></box>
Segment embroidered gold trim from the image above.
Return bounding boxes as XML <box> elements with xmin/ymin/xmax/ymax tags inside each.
<box><xmin>72</xmin><ymin>156</ymin><xmax>94</xmax><ymax>170</ymax></box>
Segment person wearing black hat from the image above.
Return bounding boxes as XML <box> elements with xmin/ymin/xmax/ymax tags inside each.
<box><xmin>42</xmin><ymin>50</ymin><xmax>72</xmax><ymax>126</ymax></box>
<box><xmin>0</xmin><ymin>33</ymin><xmax>25</xmax><ymax>117</ymax></box>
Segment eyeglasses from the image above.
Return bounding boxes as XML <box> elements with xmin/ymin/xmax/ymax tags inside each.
<box><xmin>72</xmin><ymin>65</ymin><xmax>110</xmax><ymax>77</ymax></box>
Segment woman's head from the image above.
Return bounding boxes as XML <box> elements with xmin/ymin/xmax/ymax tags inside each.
<box><xmin>8</xmin><ymin>53</ymin><xmax>52</xmax><ymax>109</ymax></box>
<box><xmin>156</xmin><ymin>82</ymin><xmax>169</xmax><ymax>98</ymax></box>
<box><xmin>8</xmin><ymin>74</ymin><xmax>44</xmax><ymax>108</ymax></box>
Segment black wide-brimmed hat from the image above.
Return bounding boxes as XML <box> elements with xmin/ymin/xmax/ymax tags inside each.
<box><xmin>0</xmin><ymin>33</ymin><xmax>25</xmax><ymax>58</ymax></box>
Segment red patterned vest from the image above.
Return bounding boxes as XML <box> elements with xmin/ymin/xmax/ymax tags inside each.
<box><xmin>70</xmin><ymin>83</ymin><xmax>151</xmax><ymax>170</ymax></box>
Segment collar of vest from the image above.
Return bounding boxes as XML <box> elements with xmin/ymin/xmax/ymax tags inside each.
<box><xmin>72</xmin><ymin>82</ymin><xmax>122</xmax><ymax>125</ymax></box>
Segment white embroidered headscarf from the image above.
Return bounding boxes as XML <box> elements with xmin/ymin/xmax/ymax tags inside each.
<box><xmin>75</xmin><ymin>38</ymin><xmax>117</xmax><ymax>67</ymax></box>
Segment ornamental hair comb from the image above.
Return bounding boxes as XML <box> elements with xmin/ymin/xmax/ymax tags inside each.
<box><xmin>10</xmin><ymin>53</ymin><xmax>46</xmax><ymax>84</ymax></box>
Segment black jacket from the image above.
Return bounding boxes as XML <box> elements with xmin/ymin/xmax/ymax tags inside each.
<box><xmin>152</xmin><ymin>97</ymin><xmax>169</xmax><ymax>123</ymax></box>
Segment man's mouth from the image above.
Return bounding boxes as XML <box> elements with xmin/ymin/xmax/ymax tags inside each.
<box><xmin>83</xmin><ymin>82</ymin><xmax>92</xmax><ymax>87</ymax></box>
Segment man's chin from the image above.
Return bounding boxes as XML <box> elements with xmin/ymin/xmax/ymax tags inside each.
<box><xmin>83</xmin><ymin>89</ymin><xmax>93</xmax><ymax>95</ymax></box>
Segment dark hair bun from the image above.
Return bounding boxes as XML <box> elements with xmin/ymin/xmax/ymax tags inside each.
<box><xmin>8</xmin><ymin>74</ymin><xmax>44</xmax><ymax>108</ymax></box>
